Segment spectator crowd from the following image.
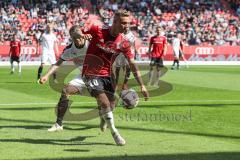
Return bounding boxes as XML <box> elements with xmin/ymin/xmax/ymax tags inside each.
<box><xmin>0</xmin><ymin>0</ymin><xmax>239</xmax><ymax>46</ymax></box>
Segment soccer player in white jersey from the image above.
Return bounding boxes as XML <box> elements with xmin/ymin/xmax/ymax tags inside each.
<box><xmin>114</xmin><ymin>29</ymin><xmax>136</xmax><ymax>90</ymax></box>
<box><xmin>171</xmin><ymin>33</ymin><xmax>183</xmax><ymax>69</ymax></box>
<box><xmin>37</xmin><ymin>23</ymin><xmax>59</xmax><ymax>81</ymax></box>
<box><xmin>40</xmin><ymin>25</ymin><xmax>88</xmax><ymax>131</ymax></box>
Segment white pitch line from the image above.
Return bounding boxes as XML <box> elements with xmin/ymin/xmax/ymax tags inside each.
<box><xmin>142</xmin><ymin>99</ymin><xmax>240</xmax><ymax>103</ymax></box>
<box><xmin>0</xmin><ymin>99</ymin><xmax>240</xmax><ymax>106</ymax></box>
<box><xmin>0</xmin><ymin>102</ymin><xmax>96</xmax><ymax>106</ymax></box>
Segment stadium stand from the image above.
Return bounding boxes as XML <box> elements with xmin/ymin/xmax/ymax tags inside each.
<box><xmin>0</xmin><ymin>0</ymin><xmax>239</xmax><ymax>46</ymax></box>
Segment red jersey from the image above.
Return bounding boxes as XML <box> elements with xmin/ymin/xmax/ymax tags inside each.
<box><xmin>82</xmin><ymin>25</ymin><xmax>133</xmax><ymax>77</ymax></box>
<box><xmin>10</xmin><ymin>40</ymin><xmax>21</xmax><ymax>57</ymax></box>
<box><xmin>150</xmin><ymin>35</ymin><xmax>167</xmax><ymax>58</ymax></box>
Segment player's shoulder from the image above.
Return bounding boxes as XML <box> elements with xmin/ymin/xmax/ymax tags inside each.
<box><xmin>66</xmin><ymin>43</ymin><xmax>73</xmax><ymax>49</ymax></box>
<box><xmin>63</xmin><ymin>43</ymin><xmax>73</xmax><ymax>52</ymax></box>
<box><xmin>126</xmin><ymin>31</ymin><xmax>135</xmax><ymax>38</ymax></box>
<box><xmin>158</xmin><ymin>35</ymin><xmax>167</xmax><ymax>41</ymax></box>
<box><xmin>50</xmin><ymin>32</ymin><xmax>57</xmax><ymax>38</ymax></box>
<box><xmin>125</xmin><ymin>31</ymin><xmax>135</xmax><ymax>42</ymax></box>
<box><xmin>42</xmin><ymin>32</ymin><xmax>47</xmax><ymax>36</ymax></box>
<box><xmin>161</xmin><ymin>35</ymin><xmax>167</xmax><ymax>38</ymax></box>
<box><xmin>151</xmin><ymin>35</ymin><xmax>157</xmax><ymax>39</ymax></box>
<box><xmin>159</xmin><ymin>35</ymin><xmax>167</xmax><ymax>39</ymax></box>
<box><xmin>61</xmin><ymin>43</ymin><xmax>73</xmax><ymax>60</ymax></box>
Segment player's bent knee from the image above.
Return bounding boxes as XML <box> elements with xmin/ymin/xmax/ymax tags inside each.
<box><xmin>62</xmin><ymin>85</ymin><xmax>79</xmax><ymax>97</ymax></box>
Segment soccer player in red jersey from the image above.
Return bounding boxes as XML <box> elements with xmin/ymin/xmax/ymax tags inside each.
<box><xmin>9</xmin><ymin>34</ymin><xmax>22</xmax><ymax>75</ymax></box>
<box><xmin>147</xmin><ymin>26</ymin><xmax>167</xmax><ymax>86</ymax></box>
<box><xmin>82</xmin><ymin>9</ymin><xmax>149</xmax><ymax>145</ymax></box>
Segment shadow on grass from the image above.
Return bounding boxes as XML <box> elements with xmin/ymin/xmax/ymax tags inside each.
<box><xmin>63</xmin><ymin>149</ymin><xmax>90</xmax><ymax>152</ymax></box>
<box><xmin>0</xmin><ymin>125</ymin><xmax>92</xmax><ymax>131</ymax></box>
<box><xmin>0</xmin><ymin>106</ymin><xmax>95</xmax><ymax>110</ymax></box>
<box><xmin>1</xmin><ymin>102</ymin><xmax>239</xmax><ymax>112</ymax></box>
<box><xmin>18</xmin><ymin>152</ymin><xmax>240</xmax><ymax>160</ymax></box>
<box><xmin>0</xmin><ymin>136</ymin><xmax>114</xmax><ymax>146</ymax></box>
<box><xmin>1</xmin><ymin>117</ymin><xmax>240</xmax><ymax>140</ymax></box>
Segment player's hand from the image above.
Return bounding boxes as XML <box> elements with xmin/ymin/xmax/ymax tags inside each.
<box><xmin>82</xmin><ymin>34</ymin><xmax>92</xmax><ymax>41</ymax></box>
<box><xmin>39</xmin><ymin>76</ymin><xmax>48</xmax><ymax>84</ymax></box>
<box><xmin>141</xmin><ymin>85</ymin><xmax>149</xmax><ymax>101</ymax></box>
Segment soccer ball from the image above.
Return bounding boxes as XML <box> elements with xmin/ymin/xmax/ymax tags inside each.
<box><xmin>120</xmin><ymin>89</ymin><xmax>139</xmax><ymax>109</ymax></box>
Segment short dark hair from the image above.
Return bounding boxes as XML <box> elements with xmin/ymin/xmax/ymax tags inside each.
<box><xmin>156</xmin><ymin>26</ymin><xmax>162</xmax><ymax>30</ymax></box>
<box><xmin>69</xmin><ymin>25</ymin><xmax>82</xmax><ymax>38</ymax></box>
<box><xmin>115</xmin><ymin>9</ymin><xmax>130</xmax><ymax>18</ymax></box>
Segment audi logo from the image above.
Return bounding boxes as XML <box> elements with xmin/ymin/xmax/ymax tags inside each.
<box><xmin>195</xmin><ymin>47</ymin><xmax>214</xmax><ymax>55</ymax></box>
<box><xmin>21</xmin><ymin>46</ymin><xmax>37</xmax><ymax>55</ymax></box>
<box><xmin>137</xmin><ymin>47</ymin><xmax>148</xmax><ymax>55</ymax></box>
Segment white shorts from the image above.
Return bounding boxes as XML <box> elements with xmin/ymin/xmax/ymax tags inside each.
<box><xmin>41</xmin><ymin>53</ymin><xmax>56</xmax><ymax>64</ymax></box>
<box><xmin>115</xmin><ymin>54</ymin><xmax>129</xmax><ymax>68</ymax></box>
<box><xmin>173</xmin><ymin>49</ymin><xmax>180</xmax><ymax>58</ymax></box>
<box><xmin>68</xmin><ymin>75</ymin><xmax>86</xmax><ymax>93</ymax></box>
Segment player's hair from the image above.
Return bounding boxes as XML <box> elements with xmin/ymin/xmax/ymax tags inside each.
<box><xmin>46</xmin><ymin>23</ymin><xmax>54</xmax><ymax>28</ymax></box>
<box><xmin>69</xmin><ymin>25</ymin><xmax>82</xmax><ymax>37</ymax></box>
<box><xmin>114</xmin><ymin>9</ymin><xmax>130</xmax><ymax>18</ymax></box>
<box><xmin>156</xmin><ymin>26</ymin><xmax>162</xmax><ymax>30</ymax></box>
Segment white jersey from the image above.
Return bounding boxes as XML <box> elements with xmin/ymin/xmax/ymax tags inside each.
<box><xmin>124</xmin><ymin>31</ymin><xmax>135</xmax><ymax>54</ymax></box>
<box><xmin>40</xmin><ymin>32</ymin><xmax>58</xmax><ymax>54</ymax></box>
<box><xmin>172</xmin><ymin>37</ymin><xmax>181</xmax><ymax>51</ymax></box>
<box><xmin>60</xmin><ymin>42</ymin><xmax>88</xmax><ymax>92</ymax></box>
<box><xmin>172</xmin><ymin>37</ymin><xmax>181</xmax><ymax>57</ymax></box>
<box><xmin>60</xmin><ymin>42</ymin><xmax>87</xmax><ymax>67</ymax></box>
<box><xmin>115</xmin><ymin>31</ymin><xmax>136</xmax><ymax>67</ymax></box>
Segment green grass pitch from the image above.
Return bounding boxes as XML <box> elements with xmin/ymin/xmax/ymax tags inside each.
<box><xmin>0</xmin><ymin>65</ymin><xmax>240</xmax><ymax>160</ymax></box>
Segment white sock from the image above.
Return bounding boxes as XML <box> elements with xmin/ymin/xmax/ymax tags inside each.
<box><xmin>11</xmin><ymin>63</ymin><xmax>15</xmax><ymax>72</ymax></box>
<box><xmin>149</xmin><ymin>70</ymin><xmax>153</xmax><ymax>84</ymax></box>
<box><xmin>18</xmin><ymin>63</ymin><xmax>21</xmax><ymax>73</ymax></box>
<box><xmin>155</xmin><ymin>71</ymin><xmax>161</xmax><ymax>85</ymax></box>
<box><xmin>102</xmin><ymin>111</ymin><xmax>118</xmax><ymax>134</ymax></box>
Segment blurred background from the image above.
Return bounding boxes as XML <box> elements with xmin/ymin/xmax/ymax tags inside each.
<box><xmin>0</xmin><ymin>0</ymin><xmax>239</xmax><ymax>63</ymax></box>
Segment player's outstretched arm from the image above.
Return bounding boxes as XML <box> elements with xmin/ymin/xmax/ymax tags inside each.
<box><xmin>128</xmin><ymin>59</ymin><xmax>149</xmax><ymax>101</ymax></box>
<box><xmin>39</xmin><ymin>59</ymin><xmax>63</xmax><ymax>84</ymax></box>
